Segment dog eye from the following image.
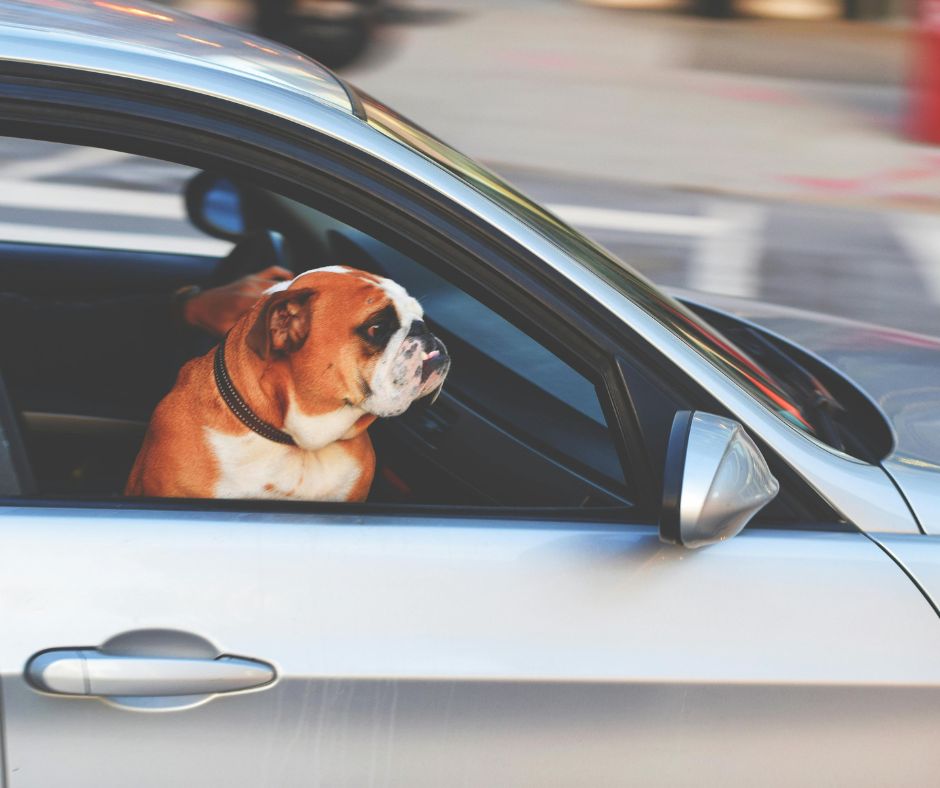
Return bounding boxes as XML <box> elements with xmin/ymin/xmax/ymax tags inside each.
<box><xmin>358</xmin><ymin>306</ymin><xmax>399</xmax><ymax>345</ymax></box>
<box><xmin>359</xmin><ymin>319</ymin><xmax>390</xmax><ymax>346</ymax></box>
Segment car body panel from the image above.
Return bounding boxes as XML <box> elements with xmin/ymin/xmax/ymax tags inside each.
<box><xmin>2</xmin><ymin>508</ymin><xmax>940</xmax><ymax>786</ymax></box>
<box><xmin>872</xmin><ymin>533</ymin><xmax>940</xmax><ymax>614</ymax></box>
<box><xmin>674</xmin><ymin>290</ymin><xmax>940</xmax><ymax>535</ymax></box>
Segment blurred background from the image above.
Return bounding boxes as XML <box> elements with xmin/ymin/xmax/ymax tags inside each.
<box><xmin>10</xmin><ymin>0</ymin><xmax>940</xmax><ymax>334</ymax></box>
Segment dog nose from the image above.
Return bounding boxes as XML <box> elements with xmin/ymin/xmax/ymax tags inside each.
<box><xmin>407</xmin><ymin>320</ymin><xmax>430</xmax><ymax>338</ymax></box>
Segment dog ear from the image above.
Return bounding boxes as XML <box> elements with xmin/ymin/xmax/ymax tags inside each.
<box><xmin>246</xmin><ymin>288</ymin><xmax>315</xmax><ymax>359</ymax></box>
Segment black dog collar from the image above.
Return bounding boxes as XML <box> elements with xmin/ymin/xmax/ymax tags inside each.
<box><xmin>213</xmin><ymin>335</ymin><xmax>296</xmax><ymax>446</ymax></box>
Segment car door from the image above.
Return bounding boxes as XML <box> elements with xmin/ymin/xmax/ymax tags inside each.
<box><xmin>2</xmin><ymin>255</ymin><xmax>939</xmax><ymax>786</ymax></box>
<box><xmin>4</xmin><ymin>267</ymin><xmax>940</xmax><ymax>784</ymax></box>
<box><xmin>3</xmin><ymin>506</ymin><xmax>940</xmax><ymax>786</ymax></box>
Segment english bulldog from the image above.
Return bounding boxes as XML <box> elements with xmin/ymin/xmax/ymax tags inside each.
<box><xmin>126</xmin><ymin>266</ymin><xmax>450</xmax><ymax>501</ymax></box>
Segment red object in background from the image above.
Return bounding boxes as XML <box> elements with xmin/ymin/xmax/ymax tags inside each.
<box><xmin>910</xmin><ymin>0</ymin><xmax>940</xmax><ymax>143</ymax></box>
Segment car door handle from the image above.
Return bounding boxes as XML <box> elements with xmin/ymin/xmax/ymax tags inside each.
<box><xmin>26</xmin><ymin>649</ymin><xmax>275</xmax><ymax>697</ymax></box>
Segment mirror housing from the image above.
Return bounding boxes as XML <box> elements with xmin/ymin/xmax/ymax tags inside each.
<box><xmin>185</xmin><ymin>172</ymin><xmax>248</xmax><ymax>241</ymax></box>
<box><xmin>660</xmin><ymin>411</ymin><xmax>779</xmax><ymax>549</ymax></box>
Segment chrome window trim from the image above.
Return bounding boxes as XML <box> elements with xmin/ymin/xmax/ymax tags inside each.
<box><xmin>0</xmin><ymin>46</ymin><xmax>917</xmax><ymax>534</ymax></box>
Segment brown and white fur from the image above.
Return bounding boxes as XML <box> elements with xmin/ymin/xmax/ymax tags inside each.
<box><xmin>126</xmin><ymin>266</ymin><xmax>450</xmax><ymax>501</ymax></box>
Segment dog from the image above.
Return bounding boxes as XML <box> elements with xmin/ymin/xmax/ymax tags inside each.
<box><xmin>126</xmin><ymin>266</ymin><xmax>450</xmax><ymax>501</ymax></box>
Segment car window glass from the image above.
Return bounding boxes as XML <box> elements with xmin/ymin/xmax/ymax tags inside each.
<box><xmin>386</xmin><ymin>250</ymin><xmax>623</xmax><ymax>481</ymax></box>
<box><xmin>285</xmin><ymin>199</ymin><xmax>627</xmax><ymax>493</ymax></box>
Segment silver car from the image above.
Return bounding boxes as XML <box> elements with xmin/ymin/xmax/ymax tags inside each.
<box><xmin>0</xmin><ymin>1</ymin><xmax>938</xmax><ymax>786</ymax></box>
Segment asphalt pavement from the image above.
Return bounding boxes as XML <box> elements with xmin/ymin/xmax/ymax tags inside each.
<box><xmin>349</xmin><ymin>0</ymin><xmax>922</xmax><ymax>205</ymax></box>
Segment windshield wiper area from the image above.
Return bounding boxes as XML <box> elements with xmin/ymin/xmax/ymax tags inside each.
<box><xmin>731</xmin><ymin>326</ymin><xmax>847</xmax><ymax>452</ymax></box>
<box><xmin>679</xmin><ymin>299</ymin><xmax>893</xmax><ymax>463</ymax></box>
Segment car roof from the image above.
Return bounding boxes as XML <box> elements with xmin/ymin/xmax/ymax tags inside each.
<box><xmin>0</xmin><ymin>0</ymin><xmax>355</xmax><ymax>115</ymax></box>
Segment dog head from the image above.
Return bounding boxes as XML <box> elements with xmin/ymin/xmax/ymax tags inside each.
<box><xmin>245</xmin><ymin>266</ymin><xmax>450</xmax><ymax>425</ymax></box>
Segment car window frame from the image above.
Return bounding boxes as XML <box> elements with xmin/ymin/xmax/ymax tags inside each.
<box><xmin>0</xmin><ymin>69</ymin><xmax>665</xmax><ymax>520</ymax></box>
<box><xmin>0</xmin><ymin>65</ymin><xmax>841</xmax><ymax>528</ymax></box>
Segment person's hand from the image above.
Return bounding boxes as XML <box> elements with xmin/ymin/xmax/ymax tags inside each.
<box><xmin>183</xmin><ymin>266</ymin><xmax>293</xmax><ymax>336</ymax></box>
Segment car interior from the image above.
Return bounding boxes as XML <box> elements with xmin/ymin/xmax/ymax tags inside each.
<box><xmin>0</xmin><ymin>143</ymin><xmax>637</xmax><ymax>510</ymax></box>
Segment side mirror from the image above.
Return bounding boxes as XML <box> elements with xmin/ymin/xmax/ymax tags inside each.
<box><xmin>660</xmin><ymin>411</ymin><xmax>779</xmax><ymax>549</ymax></box>
<box><xmin>185</xmin><ymin>172</ymin><xmax>249</xmax><ymax>241</ymax></box>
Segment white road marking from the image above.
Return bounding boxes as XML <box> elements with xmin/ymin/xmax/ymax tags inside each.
<box><xmin>0</xmin><ymin>146</ymin><xmax>129</xmax><ymax>181</ymax></box>
<box><xmin>0</xmin><ymin>180</ymin><xmax>183</xmax><ymax>219</ymax></box>
<box><xmin>0</xmin><ymin>177</ymin><xmax>775</xmax><ymax>293</ymax></box>
<box><xmin>548</xmin><ymin>203</ymin><xmax>729</xmax><ymax>237</ymax></box>
<box><xmin>0</xmin><ymin>182</ymin><xmax>744</xmax><ymax>245</ymax></box>
<box><xmin>0</xmin><ymin>221</ymin><xmax>231</xmax><ymax>256</ymax></box>
<box><xmin>686</xmin><ymin>201</ymin><xmax>766</xmax><ymax>298</ymax></box>
<box><xmin>892</xmin><ymin>214</ymin><xmax>940</xmax><ymax>302</ymax></box>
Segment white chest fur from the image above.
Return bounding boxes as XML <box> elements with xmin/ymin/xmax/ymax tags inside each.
<box><xmin>206</xmin><ymin>427</ymin><xmax>363</xmax><ymax>501</ymax></box>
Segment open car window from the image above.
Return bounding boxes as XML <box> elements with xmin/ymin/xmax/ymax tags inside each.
<box><xmin>280</xmin><ymin>201</ymin><xmax>627</xmax><ymax>493</ymax></box>
<box><xmin>0</xmin><ymin>137</ymin><xmax>635</xmax><ymax>510</ymax></box>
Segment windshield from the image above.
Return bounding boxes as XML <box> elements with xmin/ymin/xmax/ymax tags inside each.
<box><xmin>356</xmin><ymin>90</ymin><xmax>818</xmax><ymax>439</ymax></box>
